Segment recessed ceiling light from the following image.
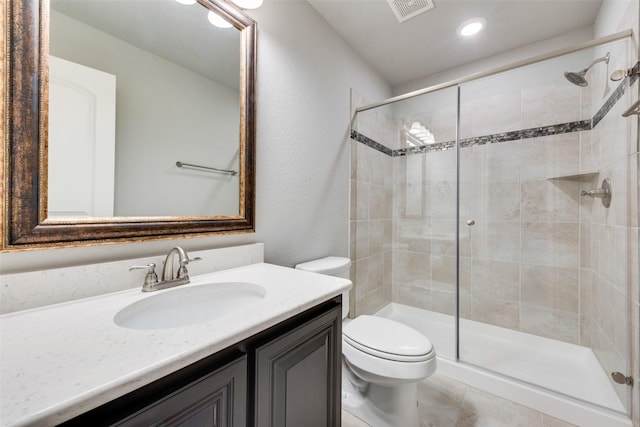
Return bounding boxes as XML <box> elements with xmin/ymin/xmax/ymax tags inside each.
<box><xmin>457</xmin><ymin>17</ymin><xmax>487</xmax><ymax>37</ymax></box>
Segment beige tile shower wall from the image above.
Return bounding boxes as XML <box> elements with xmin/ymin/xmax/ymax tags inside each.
<box><xmin>517</xmin><ymin>133</ymin><xmax>584</xmax><ymax>345</ymax></box>
<box><xmin>350</xmin><ymin>91</ymin><xmax>394</xmax><ymax>317</ymax></box>
<box><xmin>392</xmin><ymin>81</ymin><xmax>590</xmax><ymax>346</ymax></box>
<box><xmin>392</xmin><ymin>96</ymin><xmax>461</xmax><ymax>316</ymax></box>
<box><xmin>393</xmin><ymin>148</ymin><xmax>465</xmax><ymax>317</ymax></box>
<box><xmin>463</xmin><ymin>134</ymin><xmax>581</xmax><ymax>343</ymax></box>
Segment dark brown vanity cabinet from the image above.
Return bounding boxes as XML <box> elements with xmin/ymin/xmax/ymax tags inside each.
<box><xmin>60</xmin><ymin>298</ymin><xmax>341</xmax><ymax>427</ymax></box>
<box><xmin>254</xmin><ymin>304</ymin><xmax>342</xmax><ymax>427</ymax></box>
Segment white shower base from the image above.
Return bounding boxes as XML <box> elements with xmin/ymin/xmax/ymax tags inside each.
<box><xmin>376</xmin><ymin>303</ymin><xmax>631</xmax><ymax>427</ymax></box>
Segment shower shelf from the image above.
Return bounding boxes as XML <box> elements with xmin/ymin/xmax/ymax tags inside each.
<box><xmin>547</xmin><ymin>170</ymin><xmax>598</xmax><ymax>181</ymax></box>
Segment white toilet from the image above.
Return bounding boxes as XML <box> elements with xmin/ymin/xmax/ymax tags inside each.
<box><xmin>296</xmin><ymin>256</ymin><xmax>436</xmax><ymax>427</ymax></box>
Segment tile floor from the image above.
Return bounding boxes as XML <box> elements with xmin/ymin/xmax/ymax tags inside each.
<box><xmin>341</xmin><ymin>372</ymin><xmax>576</xmax><ymax>427</ymax></box>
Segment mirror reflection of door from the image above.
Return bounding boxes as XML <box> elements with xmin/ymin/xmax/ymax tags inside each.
<box><xmin>48</xmin><ymin>55</ymin><xmax>116</xmax><ymax>218</ymax></box>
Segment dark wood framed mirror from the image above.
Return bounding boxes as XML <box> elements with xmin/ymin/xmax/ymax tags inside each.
<box><xmin>2</xmin><ymin>0</ymin><xmax>256</xmax><ymax>250</ymax></box>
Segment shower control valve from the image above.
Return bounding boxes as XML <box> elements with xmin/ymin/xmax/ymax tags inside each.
<box><xmin>580</xmin><ymin>178</ymin><xmax>612</xmax><ymax>208</ymax></box>
<box><xmin>611</xmin><ymin>372</ymin><xmax>634</xmax><ymax>386</ymax></box>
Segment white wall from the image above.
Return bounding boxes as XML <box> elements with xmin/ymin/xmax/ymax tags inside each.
<box><xmin>0</xmin><ymin>0</ymin><xmax>390</xmax><ymax>274</ymax></box>
<box><xmin>594</xmin><ymin>0</ymin><xmax>636</xmax><ymax>38</ymax></box>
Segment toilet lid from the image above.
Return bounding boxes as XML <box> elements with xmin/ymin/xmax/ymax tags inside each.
<box><xmin>295</xmin><ymin>256</ymin><xmax>350</xmax><ymax>274</ymax></box>
<box><xmin>343</xmin><ymin>315</ymin><xmax>433</xmax><ymax>359</ymax></box>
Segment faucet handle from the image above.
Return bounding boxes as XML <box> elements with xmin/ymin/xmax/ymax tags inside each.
<box><xmin>176</xmin><ymin>257</ymin><xmax>201</xmax><ymax>280</ymax></box>
<box><xmin>129</xmin><ymin>263</ymin><xmax>157</xmax><ymax>273</ymax></box>
<box><xmin>129</xmin><ymin>263</ymin><xmax>159</xmax><ymax>292</ymax></box>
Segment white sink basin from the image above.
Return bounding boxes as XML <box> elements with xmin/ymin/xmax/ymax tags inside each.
<box><xmin>114</xmin><ymin>282</ymin><xmax>266</xmax><ymax>330</ymax></box>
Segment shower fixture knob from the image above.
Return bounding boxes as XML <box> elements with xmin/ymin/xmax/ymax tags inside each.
<box><xmin>611</xmin><ymin>372</ymin><xmax>634</xmax><ymax>386</ymax></box>
<box><xmin>580</xmin><ymin>178</ymin><xmax>612</xmax><ymax>208</ymax></box>
<box><xmin>610</xmin><ymin>69</ymin><xmax>631</xmax><ymax>81</ymax></box>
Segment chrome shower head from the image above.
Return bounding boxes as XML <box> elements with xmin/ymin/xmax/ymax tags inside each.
<box><xmin>564</xmin><ymin>52</ymin><xmax>610</xmax><ymax>87</ymax></box>
<box><xmin>564</xmin><ymin>70</ymin><xmax>588</xmax><ymax>86</ymax></box>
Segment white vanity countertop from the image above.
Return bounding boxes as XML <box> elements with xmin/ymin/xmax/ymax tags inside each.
<box><xmin>0</xmin><ymin>263</ymin><xmax>351</xmax><ymax>427</ymax></box>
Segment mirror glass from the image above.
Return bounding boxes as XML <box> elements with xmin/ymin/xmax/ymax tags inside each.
<box><xmin>49</xmin><ymin>0</ymin><xmax>241</xmax><ymax>218</ymax></box>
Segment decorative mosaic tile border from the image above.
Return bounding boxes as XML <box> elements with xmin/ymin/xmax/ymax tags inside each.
<box><xmin>593</xmin><ymin>61</ymin><xmax>640</xmax><ymax>126</ymax></box>
<box><xmin>631</xmin><ymin>61</ymin><xmax>640</xmax><ymax>85</ymax></box>
<box><xmin>392</xmin><ymin>119</ymin><xmax>592</xmax><ymax>156</ymax></box>
<box><xmin>353</xmin><ymin>61</ymin><xmax>640</xmax><ymax>157</ymax></box>
<box><xmin>350</xmin><ymin>130</ymin><xmax>394</xmax><ymax>156</ymax></box>
<box><xmin>593</xmin><ymin>77</ymin><xmax>630</xmax><ymax>127</ymax></box>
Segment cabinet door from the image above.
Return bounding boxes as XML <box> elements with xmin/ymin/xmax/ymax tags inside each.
<box><xmin>254</xmin><ymin>305</ymin><xmax>341</xmax><ymax>427</ymax></box>
<box><xmin>115</xmin><ymin>356</ymin><xmax>247</xmax><ymax>427</ymax></box>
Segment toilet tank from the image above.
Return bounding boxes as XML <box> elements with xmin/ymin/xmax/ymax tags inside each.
<box><xmin>295</xmin><ymin>256</ymin><xmax>351</xmax><ymax>319</ymax></box>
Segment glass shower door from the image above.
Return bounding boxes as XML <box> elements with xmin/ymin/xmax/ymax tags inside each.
<box><xmin>456</xmin><ymin>41</ymin><xmax>632</xmax><ymax>415</ymax></box>
<box><xmin>366</xmin><ymin>86</ymin><xmax>460</xmax><ymax>360</ymax></box>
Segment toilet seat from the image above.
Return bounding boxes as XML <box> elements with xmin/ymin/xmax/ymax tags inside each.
<box><xmin>343</xmin><ymin>315</ymin><xmax>434</xmax><ymax>362</ymax></box>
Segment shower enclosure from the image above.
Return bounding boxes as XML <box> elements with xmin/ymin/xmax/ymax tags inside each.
<box><xmin>350</xmin><ymin>32</ymin><xmax>637</xmax><ymax>425</ymax></box>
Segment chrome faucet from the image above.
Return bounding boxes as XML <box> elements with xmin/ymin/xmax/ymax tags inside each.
<box><xmin>162</xmin><ymin>246</ymin><xmax>191</xmax><ymax>285</ymax></box>
<box><xmin>129</xmin><ymin>247</ymin><xmax>201</xmax><ymax>292</ymax></box>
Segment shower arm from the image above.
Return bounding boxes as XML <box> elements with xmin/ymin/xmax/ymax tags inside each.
<box><xmin>583</xmin><ymin>53</ymin><xmax>610</xmax><ymax>72</ymax></box>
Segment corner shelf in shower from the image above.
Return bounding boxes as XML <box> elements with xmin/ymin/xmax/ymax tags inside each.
<box><xmin>547</xmin><ymin>170</ymin><xmax>598</xmax><ymax>181</ymax></box>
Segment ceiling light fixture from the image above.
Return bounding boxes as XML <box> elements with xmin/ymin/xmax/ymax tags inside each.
<box><xmin>409</xmin><ymin>121</ymin><xmax>423</xmax><ymax>135</ymax></box>
<box><xmin>406</xmin><ymin>121</ymin><xmax>436</xmax><ymax>145</ymax></box>
<box><xmin>178</xmin><ymin>0</ymin><xmax>263</xmax><ymax>30</ymax></box>
<box><xmin>208</xmin><ymin>10</ymin><xmax>233</xmax><ymax>28</ymax></box>
<box><xmin>231</xmin><ymin>0</ymin><xmax>264</xmax><ymax>9</ymax></box>
<box><xmin>457</xmin><ymin>17</ymin><xmax>487</xmax><ymax>37</ymax></box>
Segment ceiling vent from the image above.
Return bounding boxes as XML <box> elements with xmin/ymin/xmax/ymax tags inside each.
<box><xmin>387</xmin><ymin>0</ymin><xmax>434</xmax><ymax>23</ymax></box>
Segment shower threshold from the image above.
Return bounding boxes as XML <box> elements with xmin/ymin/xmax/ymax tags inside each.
<box><xmin>376</xmin><ymin>303</ymin><xmax>631</xmax><ymax>427</ymax></box>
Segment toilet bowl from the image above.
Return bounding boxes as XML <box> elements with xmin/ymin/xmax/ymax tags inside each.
<box><xmin>295</xmin><ymin>257</ymin><xmax>436</xmax><ymax>427</ymax></box>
